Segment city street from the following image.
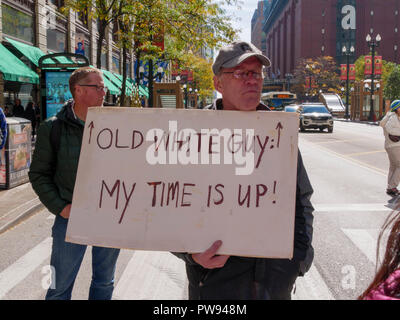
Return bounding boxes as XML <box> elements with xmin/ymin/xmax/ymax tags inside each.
<box><xmin>0</xmin><ymin>119</ymin><xmax>396</xmax><ymax>300</ymax></box>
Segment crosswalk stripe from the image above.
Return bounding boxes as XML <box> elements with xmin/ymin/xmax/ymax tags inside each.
<box><xmin>293</xmin><ymin>264</ymin><xmax>335</xmax><ymax>300</ymax></box>
<box><xmin>342</xmin><ymin>229</ymin><xmax>377</xmax><ymax>265</ymax></box>
<box><xmin>0</xmin><ymin>237</ymin><xmax>52</xmax><ymax>299</ymax></box>
<box><xmin>113</xmin><ymin>250</ymin><xmax>188</xmax><ymax>300</ymax></box>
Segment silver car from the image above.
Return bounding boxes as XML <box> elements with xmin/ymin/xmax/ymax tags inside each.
<box><xmin>299</xmin><ymin>104</ymin><xmax>334</xmax><ymax>133</ymax></box>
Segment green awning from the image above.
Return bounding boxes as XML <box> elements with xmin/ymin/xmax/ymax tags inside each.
<box><xmin>137</xmin><ymin>84</ymin><xmax>149</xmax><ymax>98</ymax></box>
<box><xmin>5</xmin><ymin>37</ymin><xmax>45</xmax><ymax>67</ymax></box>
<box><xmin>6</xmin><ymin>38</ymin><xmax>76</xmax><ymax>68</ymax></box>
<box><xmin>112</xmin><ymin>72</ymin><xmax>133</xmax><ymax>96</ymax></box>
<box><xmin>102</xmin><ymin>74</ymin><xmax>120</xmax><ymax>95</ymax></box>
<box><xmin>0</xmin><ymin>43</ymin><xmax>39</xmax><ymax>84</ymax></box>
<box><xmin>101</xmin><ymin>69</ymin><xmax>123</xmax><ymax>96</ymax></box>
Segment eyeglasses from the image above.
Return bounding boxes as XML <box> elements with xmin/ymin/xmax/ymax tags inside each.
<box><xmin>221</xmin><ymin>69</ymin><xmax>265</xmax><ymax>80</ymax></box>
<box><xmin>77</xmin><ymin>84</ymin><xmax>108</xmax><ymax>93</ymax></box>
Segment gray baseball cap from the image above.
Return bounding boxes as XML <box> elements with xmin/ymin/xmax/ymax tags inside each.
<box><xmin>212</xmin><ymin>41</ymin><xmax>271</xmax><ymax>75</ymax></box>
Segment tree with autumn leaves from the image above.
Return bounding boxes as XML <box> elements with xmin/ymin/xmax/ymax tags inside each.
<box><xmin>292</xmin><ymin>56</ymin><xmax>342</xmax><ymax>101</ymax></box>
<box><xmin>62</xmin><ymin>0</ymin><xmax>240</xmax><ymax>105</ymax></box>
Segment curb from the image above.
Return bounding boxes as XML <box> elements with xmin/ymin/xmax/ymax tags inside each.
<box><xmin>0</xmin><ymin>199</ymin><xmax>44</xmax><ymax>235</ymax></box>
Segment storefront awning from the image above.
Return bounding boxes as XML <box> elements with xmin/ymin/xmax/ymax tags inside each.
<box><xmin>102</xmin><ymin>75</ymin><xmax>120</xmax><ymax>95</ymax></box>
<box><xmin>111</xmin><ymin>72</ymin><xmax>133</xmax><ymax>96</ymax></box>
<box><xmin>100</xmin><ymin>69</ymin><xmax>121</xmax><ymax>96</ymax></box>
<box><xmin>6</xmin><ymin>38</ymin><xmax>77</xmax><ymax>68</ymax></box>
<box><xmin>139</xmin><ymin>84</ymin><xmax>149</xmax><ymax>99</ymax></box>
<box><xmin>102</xmin><ymin>70</ymin><xmax>129</xmax><ymax>96</ymax></box>
<box><xmin>126</xmin><ymin>77</ymin><xmax>149</xmax><ymax>99</ymax></box>
<box><xmin>0</xmin><ymin>43</ymin><xmax>39</xmax><ymax>84</ymax></box>
<box><xmin>5</xmin><ymin>37</ymin><xmax>45</xmax><ymax>67</ymax></box>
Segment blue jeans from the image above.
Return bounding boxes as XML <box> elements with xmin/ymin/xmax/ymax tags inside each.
<box><xmin>46</xmin><ymin>215</ymin><xmax>120</xmax><ymax>300</ymax></box>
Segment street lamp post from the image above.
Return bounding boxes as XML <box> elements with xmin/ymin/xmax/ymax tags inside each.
<box><xmin>366</xmin><ymin>33</ymin><xmax>381</xmax><ymax>121</ymax></box>
<box><xmin>342</xmin><ymin>45</ymin><xmax>355</xmax><ymax>120</ymax></box>
<box><xmin>139</xmin><ymin>62</ymin><xmax>163</xmax><ymax>108</ymax></box>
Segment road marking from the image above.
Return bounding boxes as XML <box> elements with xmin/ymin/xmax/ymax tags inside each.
<box><xmin>113</xmin><ymin>250</ymin><xmax>188</xmax><ymax>300</ymax></box>
<box><xmin>313</xmin><ymin>138</ymin><xmax>368</xmax><ymax>145</ymax></box>
<box><xmin>293</xmin><ymin>264</ymin><xmax>335</xmax><ymax>300</ymax></box>
<box><xmin>345</xmin><ymin>150</ymin><xmax>385</xmax><ymax>157</ymax></box>
<box><xmin>0</xmin><ymin>237</ymin><xmax>52</xmax><ymax>299</ymax></box>
<box><xmin>314</xmin><ymin>203</ymin><xmax>392</xmax><ymax>212</ymax></box>
<box><xmin>300</xmin><ymin>140</ymin><xmax>386</xmax><ymax>176</ymax></box>
<box><xmin>342</xmin><ymin>229</ymin><xmax>377</xmax><ymax>264</ymax></box>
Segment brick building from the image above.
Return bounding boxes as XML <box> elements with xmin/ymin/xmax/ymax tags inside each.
<box><xmin>256</xmin><ymin>0</ymin><xmax>400</xmax><ymax>80</ymax></box>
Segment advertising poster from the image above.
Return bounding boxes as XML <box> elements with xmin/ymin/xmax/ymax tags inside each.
<box><xmin>45</xmin><ymin>71</ymin><xmax>73</xmax><ymax>118</ymax></box>
<box><xmin>0</xmin><ymin>148</ymin><xmax>6</xmax><ymax>187</ymax></box>
<box><xmin>75</xmin><ymin>33</ymin><xmax>85</xmax><ymax>56</ymax></box>
<box><xmin>7</xmin><ymin>120</ymin><xmax>31</xmax><ymax>188</ymax></box>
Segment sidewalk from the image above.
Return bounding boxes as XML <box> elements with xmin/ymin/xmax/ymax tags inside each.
<box><xmin>0</xmin><ymin>182</ymin><xmax>43</xmax><ymax>235</ymax></box>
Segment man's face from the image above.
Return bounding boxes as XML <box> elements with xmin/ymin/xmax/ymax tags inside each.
<box><xmin>213</xmin><ymin>57</ymin><xmax>264</xmax><ymax>111</ymax></box>
<box><xmin>75</xmin><ymin>72</ymin><xmax>106</xmax><ymax>107</ymax></box>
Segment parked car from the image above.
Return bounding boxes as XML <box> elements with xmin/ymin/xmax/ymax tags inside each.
<box><xmin>299</xmin><ymin>103</ymin><xmax>334</xmax><ymax>133</ymax></box>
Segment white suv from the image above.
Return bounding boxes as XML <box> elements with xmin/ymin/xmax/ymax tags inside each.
<box><xmin>299</xmin><ymin>103</ymin><xmax>334</xmax><ymax>133</ymax></box>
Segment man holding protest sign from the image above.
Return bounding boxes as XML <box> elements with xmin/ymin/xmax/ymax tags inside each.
<box><xmin>173</xmin><ymin>41</ymin><xmax>314</xmax><ymax>300</ymax></box>
<box><xmin>29</xmin><ymin>67</ymin><xmax>120</xmax><ymax>300</ymax></box>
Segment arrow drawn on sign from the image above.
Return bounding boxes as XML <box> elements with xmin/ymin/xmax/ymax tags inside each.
<box><xmin>88</xmin><ymin>121</ymin><xmax>94</xmax><ymax>144</ymax></box>
<box><xmin>275</xmin><ymin>122</ymin><xmax>283</xmax><ymax>148</ymax></box>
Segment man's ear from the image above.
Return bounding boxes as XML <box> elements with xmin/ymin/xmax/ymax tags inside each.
<box><xmin>213</xmin><ymin>75</ymin><xmax>222</xmax><ymax>93</ymax></box>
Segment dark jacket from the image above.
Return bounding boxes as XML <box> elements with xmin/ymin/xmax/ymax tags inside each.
<box><xmin>13</xmin><ymin>104</ymin><xmax>25</xmax><ymax>118</ymax></box>
<box><xmin>28</xmin><ymin>100</ymin><xmax>84</xmax><ymax>215</ymax></box>
<box><xmin>24</xmin><ymin>103</ymin><xmax>36</xmax><ymax>128</ymax></box>
<box><xmin>173</xmin><ymin>99</ymin><xmax>314</xmax><ymax>299</ymax></box>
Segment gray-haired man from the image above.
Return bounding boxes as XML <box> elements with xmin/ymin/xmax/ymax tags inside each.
<box><xmin>173</xmin><ymin>41</ymin><xmax>314</xmax><ymax>300</ymax></box>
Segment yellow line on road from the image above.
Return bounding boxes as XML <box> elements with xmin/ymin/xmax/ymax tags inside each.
<box><xmin>313</xmin><ymin>138</ymin><xmax>367</xmax><ymax>145</ymax></box>
<box><xmin>345</xmin><ymin>150</ymin><xmax>386</xmax><ymax>157</ymax></box>
<box><xmin>301</xmin><ymin>140</ymin><xmax>387</xmax><ymax>176</ymax></box>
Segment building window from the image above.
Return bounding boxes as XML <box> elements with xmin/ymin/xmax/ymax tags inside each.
<box><xmin>47</xmin><ymin>0</ymin><xmax>64</xmax><ymax>10</ymax></box>
<box><xmin>370</xmin><ymin>10</ymin><xmax>374</xmax><ymax>16</ymax></box>
<box><xmin>47</xmin><ymin>28</ymin><xmax>67</xmax><ymax>52</ymax></box>
<box><xmin>112</xmin><ymin>54</ymin><xmax>120</xmax><ymax>73</ymax></box>
<box><xmin>395</xmin><ymin>28</ymin><xmax>398</xmax><ymax>33</ymax></box>
<box><xmin>1</xmin><ymin>4</ymin><xmax>34</xmax><ymax>44</ymax></box>
<box><xmin>322</xmin><ymin>28</ymin><xmax>325</xmax><ymax>34</ymax></box>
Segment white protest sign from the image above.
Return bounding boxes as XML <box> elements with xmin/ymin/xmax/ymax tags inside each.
<box><xmin>66</xmin><ymin>107</ymin><xmax>299</xmax><ymax>258</ymax></box>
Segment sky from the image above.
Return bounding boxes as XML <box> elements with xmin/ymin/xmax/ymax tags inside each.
<box><xmin>222</xmin><ymin>0</ymin><xmax>260</xmax><ymax>43</ymax></box>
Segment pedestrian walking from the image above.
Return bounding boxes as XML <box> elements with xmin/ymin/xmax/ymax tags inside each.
<box><xmin>379</xmin><ymin>99</ymin><xmax>400</xmax><ymax>196</ymax></box>
<box><xmin>29</xmin><ymin>66</ymin><xmax>119</xmax><ymax>300</ymax></box>
<box><xmin>172</xmin><ymin>41</ymin><xmax>314</xmax><ymax>300</ymax></box>
<box><xmin>23</xmin><ymin>102</ymin><xmax>36</xmax><ymax>139</ymax></box>
<box><xmin>358</xmin><ymin>209</ymin><xmax>400</xmax><ymax>300</ymax></box>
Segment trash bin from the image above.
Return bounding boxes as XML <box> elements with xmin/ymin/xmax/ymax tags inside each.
<box><xmin>0</xmin><ymin>117</ymin><xmax>32</xmax><ymax>189</ymax></box>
